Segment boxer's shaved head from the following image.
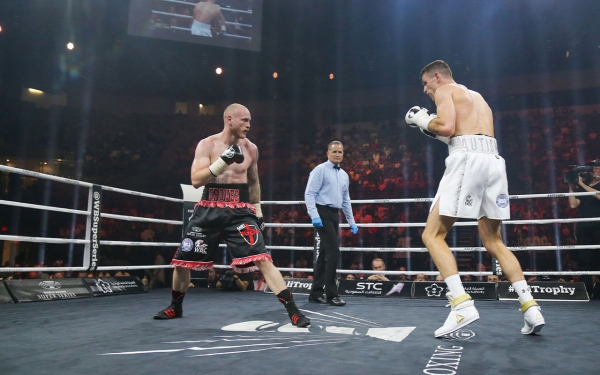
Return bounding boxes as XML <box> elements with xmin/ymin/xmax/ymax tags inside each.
<box><xmin>223</xmin><ymin>103</ymin><xmax>248</xmax><ymax>121</ymax></box>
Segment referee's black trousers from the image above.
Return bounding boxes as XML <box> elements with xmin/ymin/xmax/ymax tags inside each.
<box><xmin>311</xmin><ymin>204</ymin><xmax>340</xmax><ymax>298</ymax></box>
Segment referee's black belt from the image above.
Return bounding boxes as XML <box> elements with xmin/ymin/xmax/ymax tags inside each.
<box><xmin>316</xmin><ymin>204</ymin><xmax>340</xmax><ymax>212</ymax></box>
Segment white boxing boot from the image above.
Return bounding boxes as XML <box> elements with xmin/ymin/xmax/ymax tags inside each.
<box><xmin>520</xmin><ymin>299</ymin><xmax>545</xmax><ymax>335</ymax></box>
<box><xmin>435</xmin><ymin>293</ymin><xmax>480</xmax><ymax>338</ymax></box>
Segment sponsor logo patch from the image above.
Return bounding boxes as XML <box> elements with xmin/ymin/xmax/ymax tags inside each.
<box><xmin>496</xmin><ymin>194</ymin><xmax>509</xmax><ymax>208</ymax></box>
<box><xmin>181</xmin><ymin>238</ymin><xmax>193</xmax><ymax>252</ymax></box>
<box><xmin>194</xmin><ymin>239</ymin><xmax>207</xmax><ymax>254</ymax></box>
<box><xmin>464</xmin><ymin>195</ymin><xmax>473</xmax><ymax>207</ymax></box>
<box><xmin>237</xmin><ymin>223</ymin><xmax>261</xmax><ymax>247</ymax></box>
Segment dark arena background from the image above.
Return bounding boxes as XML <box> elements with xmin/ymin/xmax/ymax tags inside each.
<box><xmin>1</xmin><ymin>1</ymin><xmax>600</xmax><ymax>374</ymax></box>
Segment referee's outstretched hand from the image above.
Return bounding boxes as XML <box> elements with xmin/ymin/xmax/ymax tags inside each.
<box><xmin>311</xmin><ymin>218</ymin><xmax>323</xmax><ymax>227</ymax></box>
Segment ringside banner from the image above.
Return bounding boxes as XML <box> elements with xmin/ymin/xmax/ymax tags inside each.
<box><xmin>339</xmin><ymin>280</ymin><xmax>412</xmax><ymax>298</ymax></box>
<box><xmin>5</xmin><ymin>279</ymin><xmax>92</xmax><ymax>302</ymax></box>
<box><xmin>83</xmin><ymin>276</ymin><xmax>147</xmax><ymax>296</ymax></box>
<box><xmin>498</xmin><ymin>281</ymin><xmax>589</xmax><ymax>301</ymax></box>
<box><xmin>0</xmin><ymin>282</ymin><xmax>15</xmax><ymax>303</ymax></box>
<box><xmin>413</xmin><ymin>282</ymin><xmax>497</xmax><ymax>300</ymax></box>
<box><xmin>265</xmin><ymin>278</ymin><xmax>313</xmax><ymax>294</ymax></box>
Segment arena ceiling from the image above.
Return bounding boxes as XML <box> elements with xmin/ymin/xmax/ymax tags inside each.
<box><xmin>1</xmin><ymin>0</ymin><xmax>599</xmax><ymax>102</ymax></box>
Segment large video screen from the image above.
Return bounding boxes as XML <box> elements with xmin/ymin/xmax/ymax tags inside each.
<box><xmin>128</xmin><ymin>0</ymin><xmax>263</xmax><ymax>52</ymax></box>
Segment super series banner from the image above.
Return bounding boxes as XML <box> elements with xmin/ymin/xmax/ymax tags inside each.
<box><xmin>5</xmin><ymin>279</ymin><xmax>93</xmax><ymax>302</ymax></box>
<box><xmin>497</xmin><ymin>281</ymin><xmax>589</xmax><ymax>301</ymax></box>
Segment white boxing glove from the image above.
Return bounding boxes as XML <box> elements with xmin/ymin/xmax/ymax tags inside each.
<box><xmin>405</xmin><ymin>106</ymin><xmax>436</xmax><ymax>131</ymax></box>
<box><xmin>419</xmin><ymin>128</ymin><xmax>449</xmax><ymax>144</ymax></box>
<box><xmin>405</xmin><ymin>106</ymin><xmax>449</xmax><ymax>144</ymax></box>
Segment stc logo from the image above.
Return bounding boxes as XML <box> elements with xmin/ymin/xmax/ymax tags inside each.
<box><xmin>356</xmin><ymin>282</ymin><xmax>383</xmax><ymax>291</ymax></box>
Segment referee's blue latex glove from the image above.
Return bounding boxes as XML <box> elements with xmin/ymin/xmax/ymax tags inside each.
<box><xmin>350</xmin><ymin>224</ymin><xmax>359</xmax><ymax>234</ymax></box>
<box><xmin>311</xmin><ymin>218</ymin><xmax>323</xmax><ymax>227</ymax></box>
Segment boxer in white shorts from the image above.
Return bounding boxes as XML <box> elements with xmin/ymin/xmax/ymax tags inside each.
<box><xmin>405</xmin><ymin>60</ymin><xmax>545</xmax><ymax>338</ymax></box>
<box><xmin>432</xmin><ymin>134</ymin><xmax>509</xmax><ymax>220</ymax></box>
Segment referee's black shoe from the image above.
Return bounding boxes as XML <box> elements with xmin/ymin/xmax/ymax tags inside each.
<box><xmin>308</xmin><ymin>294</ymin><xmax>327</xmax><ymax>304</ymax></box>
<box><xmin>328</xmin><ymin>296</ymin><xmax>346</xmax><ymax>306</ymax></box>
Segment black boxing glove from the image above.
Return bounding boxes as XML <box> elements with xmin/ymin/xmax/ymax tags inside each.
<box><xmin>209</xmin><ymin>145</ymin><xmax>244</xmax><ymax>176</ymax></box>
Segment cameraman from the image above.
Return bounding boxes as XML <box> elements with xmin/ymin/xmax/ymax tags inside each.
<box><xmin>217</xmin><ymin>269</ymin><xmax>254</xmax><ymax>292</ymax></box>
<box><xmin>568</xmin><ymin>160</ymin><xmax>600</xmax><ymax>296</ymax></box>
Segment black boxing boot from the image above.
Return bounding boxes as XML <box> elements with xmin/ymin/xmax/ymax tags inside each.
<box><xmin>153</xmin><ymin>290</ymin><xmax>184</xmax><ymax>319</ymax></box>
<box><xmin>277</xmin><ymin>289</ymin><xmax>310</xmax><ymax>327</ymax></box>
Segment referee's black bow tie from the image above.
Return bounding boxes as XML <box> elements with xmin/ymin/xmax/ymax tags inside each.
<box><xmin>333</xmin><ymin>164</ymin><xmax>341</xmax><ymax>170</ymax></box>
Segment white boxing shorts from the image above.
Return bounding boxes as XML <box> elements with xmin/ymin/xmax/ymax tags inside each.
<box><xmin>191</xmin><ymin>20</ymin><xmax>212</xmax><ymax>37</ymax></box>
<box><xmin>430</xmin><ymin>135</ymin><xmax>510</xmax><ymax>220</ymax></box>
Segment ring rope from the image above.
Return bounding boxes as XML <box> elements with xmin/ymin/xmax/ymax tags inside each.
<box><xmin>0</xmin><ymin>165</ymin><xmax>92</xmax><ymax>187</ymax></box>
<box><xmin>267</xmin><ymin>217</ymin><xmax>600</xmax><ymax>228</ymax></box>
<box><xmin>265</xmin><ymin>245</ymin><xmax>600</xmax><ymax>252</ymax></box>
<box><xmin>0</xmin><ymin>165</ymin><xmax>183</xmax><ymax>202</ymax></box>
<box><xmin>2</xmin><ymin>235</ymin><xmax>599</xmax><ymax>253</ymax></box>
<box><xmin>100</xmin><ymin>213</ymin><xmax>182</xmax><ymax>225</ymax></box>
<box><xmin>0</xmin><ymin>235</ymin><xmax>87</xmax><ymax>245</ymax></box>
<box><xmin>261</xmin><ymin>191</ymin><xmax>599</xmax><ymax>205</ymax></box>
<box><xmin>4</xmin><ymin>264</ymin><xmax>599</xmax><ymax>276</ymax></box>
<box><xmin>0</xmin><ymin>199</ymin><xmax>89</xmax><ymax>216</ymax></box>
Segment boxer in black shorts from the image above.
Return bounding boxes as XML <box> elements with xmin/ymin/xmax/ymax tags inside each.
<box><xmin>171</xmin><ymin>183</ymin><xmax>269</xmax><ymax>272</ymax></box>
<box><xmin>154</xmin><ymin>103</ymin><xmax>309</xmax><ymax>327</ymax></box>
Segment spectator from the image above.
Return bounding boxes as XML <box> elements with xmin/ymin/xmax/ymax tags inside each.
<box><xmin>367</xmin><ymin>258</ymin><xmax>389</xmax><ymax>281</ymax></box>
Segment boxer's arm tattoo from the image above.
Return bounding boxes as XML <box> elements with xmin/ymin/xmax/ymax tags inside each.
<box><xmin>248</xmin><ymin>151</ymin><xmax>261</xmax><ymax>203</ymax></box>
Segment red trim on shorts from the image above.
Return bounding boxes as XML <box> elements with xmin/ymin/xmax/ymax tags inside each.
<box><xmin>194</xmin><ymin>200</ymin><xmax>256</xmax><ymax>214</ymax></box>
<box><xmin>231</xmin><ymin>254</ymin><xmax>272</xmax><ymax>273</ymax></box>
<box><xmin>171</xmin><ymin>259</ymin><xmax>214</xmax><ymax>272</ymax></box>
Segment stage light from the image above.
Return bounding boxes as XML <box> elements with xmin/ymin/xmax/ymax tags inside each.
<box><xmin>215</xmin><ymin>67</ymin><xmax>223</xmax><ymax>74</ymax></box>
<box><xmin>329</xmin><ymin>73</ymin><xmax>334</xmax><ymax>80</ymax></box>
<box><xmin>566</xmin><ymin>51</ymin><xmax>570</xmax><ymax>58</ymax></box>
<box><xmin>28</xmin><ymin>88</ymin><xmax>43</xmax><ymax>94</ymax></box>
<box><xmin>0</xmin><ymin>25</ymin><xmax>3</xmax><ymax>32</ymax></box>
<box><xmin>67</xmin><ymin>42</ymin><xmax>74</xmax><ymax>50</ymax></box>
<box><xmin>199</xmin><ymin>104</ymin><xmax>203</xmax><ymax>108</ymax></box>
<box><xmin>273</xmin><ymin>72</ymin><xmax>278</xmax><ymax>78</ymax></box>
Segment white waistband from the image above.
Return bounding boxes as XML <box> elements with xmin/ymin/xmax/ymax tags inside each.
<box><xmin>448</xmin><ymin>135</ymin><xmax>498</xmax><ymax>155</ymax></box>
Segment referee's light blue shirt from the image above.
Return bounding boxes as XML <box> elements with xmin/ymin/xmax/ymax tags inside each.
<box><xmin>304</xmin><ymin>160</ymin><xmax>355</xmax><ymax>226</ymax></box>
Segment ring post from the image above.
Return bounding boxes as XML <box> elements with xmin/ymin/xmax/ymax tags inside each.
<box><xmin>180</xmin><ymin>185</ymin><xmax>204</xmax><ymax>237</ymax></box>
<box><xmin>84</xmin><ymin>184</ymin><xmax>102</xmax><ymax>271</ymax></box>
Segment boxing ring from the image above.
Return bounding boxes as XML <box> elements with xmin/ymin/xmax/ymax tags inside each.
<box><xmin>1</xmin><ymin>164</ymin><xmax>600</xmax><ymax>375</ymax></box>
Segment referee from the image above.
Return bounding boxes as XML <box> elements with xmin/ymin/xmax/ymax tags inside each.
<box><xmin>304</xmin><ymin>140</ymin><xmax>359</xmax><ymax>306</ymax></box>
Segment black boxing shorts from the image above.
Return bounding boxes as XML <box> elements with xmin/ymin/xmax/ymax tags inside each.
<box><xmin>171</xmin><ymin>183</ymin><xmax>272</xmax><ymax>273</ymax></box>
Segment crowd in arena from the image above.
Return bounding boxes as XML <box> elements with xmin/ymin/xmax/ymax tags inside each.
<box><xmin>1</xmin><ymin>94</ymin><xmax>599</xmax><ymax>285</ymax></box>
